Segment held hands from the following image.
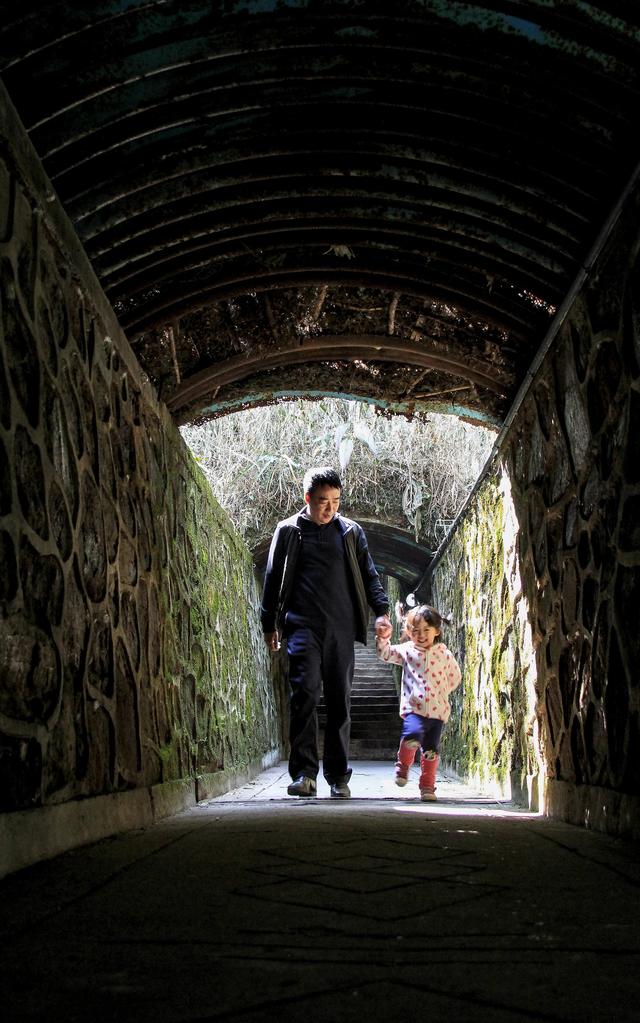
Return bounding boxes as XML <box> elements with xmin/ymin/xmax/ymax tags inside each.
<box><xmin>374</xmin><ymin>615</ymin><xmax>392</xmax><ymax>640</ymax></box>
<box><xmin>264</xmin><ymin>631</ymin><xmax>281</xmax><ymax>652</ymax></box>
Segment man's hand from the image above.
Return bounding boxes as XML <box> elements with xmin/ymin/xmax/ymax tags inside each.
<box><xmin>264</xmin><ymin>631</ymin><xmax>281</xmax><ymax>652</ymax></box>
<box><xmin>374</xmin><ymin>615</ymin><xmax>392</xmax><ymax>640</ymax></box>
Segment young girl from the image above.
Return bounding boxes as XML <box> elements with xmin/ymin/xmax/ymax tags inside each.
<box><xmin>375</xmin><ymin>604</ymin><xmax>461</xmax><ymax>800</ymax></box>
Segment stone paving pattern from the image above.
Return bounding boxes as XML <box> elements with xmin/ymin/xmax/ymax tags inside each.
<box><xmin>2</xmin><ymin>762</ymin><xmax>640</xmax><ymax>1022</ymax></box>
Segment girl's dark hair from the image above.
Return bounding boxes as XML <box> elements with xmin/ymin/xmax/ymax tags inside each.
<box><xmin>409</xmin><ymin>604</ymin><xmax>452</xmax><ymax>641</ymax></box>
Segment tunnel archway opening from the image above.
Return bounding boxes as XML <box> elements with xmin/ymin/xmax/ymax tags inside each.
<box><xmin>178</xmin><ymin>393</ymin><xmax>495</xmax><ymax>577</ymax></box>
<box><xmin>178</xmin><ymin>391</ymin><xmax>518</xmax><ymax>802</ymax></box>
<box><xmin>2</xmin><ymin>1</ymin><xmax>640</xmax><ymax>873</ymax></box>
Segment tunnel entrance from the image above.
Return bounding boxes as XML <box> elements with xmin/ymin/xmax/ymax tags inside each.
<box><xmin>179</xmin><ymin>398</ymin><xmax>497</xmax><ymax>794</ymax></box>
<box><xmin>2</xmin><ymin>4</ymin><xmax>640</xmax><ymax>883</ymax></box>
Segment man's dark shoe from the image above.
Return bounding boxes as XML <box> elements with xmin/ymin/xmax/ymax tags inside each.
<box><xmin>287</xmin><ymin>776</ymin><xmax>317</xmax><ymax>797</ymax></box>
<box><xmin>329</xmin><ymin>780</ymin><xmax>351</xmax><ymax>799</ymax></box>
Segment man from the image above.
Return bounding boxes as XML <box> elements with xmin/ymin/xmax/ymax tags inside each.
<box><xmin>261</xmin><ymin>466</ymin><xmax>391</xmax><ymax>798</ymax></box>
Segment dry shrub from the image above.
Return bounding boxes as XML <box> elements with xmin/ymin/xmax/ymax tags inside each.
<box><xmin>181</xmin><ymin>399</ymin><xmax>494</xmax><ymax>552</ymax></box>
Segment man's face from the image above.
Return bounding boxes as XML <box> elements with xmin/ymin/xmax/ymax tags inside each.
<box><xmin>305</xmin><ymin>485</ymin><xmax>341</xmax><ymax>525</ymax></box>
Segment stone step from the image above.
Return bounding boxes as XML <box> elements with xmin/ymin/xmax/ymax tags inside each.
<box><xmin>318</xmin><ymin>745</ymin><xmax>398</xmax><ymax>762</ymax></box>
<box><xmin>351</xmin><ymin>695</ymin><xmax>397</xmax><ymax>702</ymax></box>
<box><xmin>353</xmin><ymin>678</ymin><xmax>397</xmax><ymax>686</ymax></box>
<box><xmin>320</xmin><ymin>718</ymin><xmax>399</xmax><ymax>729</ymax></box>
<box><xmin>352</xmin><ymin>683</ymin><xmax>397</xmax><ymax>692</ymax></box>
<box><xmin>317</xmin><ymin>716</ymin><xmax>396</xmax><ymax>728</ymax></box>
<box><xmin>319</xmin><ymin>693</ymin><xmax>398</xmax><ymax>706</ymax></box>
<box><xmin>349</xmin><ymin>737</ymin><xmax>399</xmax><ymax>750</ymax></box>
<box><xmin>349</xmin><ymin>699</ymin><xmax>398</xmax><ymax>707</ymax></box>
<box><xmin>353</xmin><ymin>679</ymin><xmax>395</xmax><ymax>688</ymax></box>
<box><xmin>353</xmin><ymin>673</ymin><xmax>394</xmax><ymax>685</ymax></box>
<box><xmin>318</xmin><ymin>739</ymin><xmax>400</xmax><ymax>760</ymax></box>
<box><xmin>348</xmin><ymin>750</ymin><xmax>397</xmax><ymax>762</ymax></box>
<box><xmin>352</xmin><ymin>710</ymin><xmax>399</xmax><ymax>719</ymax></box>
<box><xmin>351</xmin><ymin>699</ymin><xmax>397</xmax><ymax>705</ymax></box>
<box><xmin>316</xmin><ymin>633</ymin><xmax>401</xmax><ymax>757</ymax></box>
<box><xmin>320</xmin><ymin>717</ymin><xmax>399</xmax><ymax>731</ymax></box>
<box><xmin>350</xmin><ymin>720</ymin><xmax>399</xmax><ymax>732</ymax></box>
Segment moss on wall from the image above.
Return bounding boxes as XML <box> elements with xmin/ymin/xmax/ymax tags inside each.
<box><xmin>428</xmin><ymin>180</ymin><xmax>640</xmax><ymax>833</ymax></box>
<box><xmin>0</xmin><ymin>116</ymin><xmax>284</xmax><ymax>814</ymax></box>
<box><xmin>159</xmin><ymin>435</ymin><xmax>281</xmax><ymax>781</ymax></box>
<box><xmin>431</xmin><ymin>473</ymin><xmax>541</xmax><ymax>803</ymax></box>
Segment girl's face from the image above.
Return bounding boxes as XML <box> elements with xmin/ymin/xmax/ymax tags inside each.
<box><xmin>409</xmin><ymin>619</ymin><xmax>439</xmax><ymax>650</ymax></box>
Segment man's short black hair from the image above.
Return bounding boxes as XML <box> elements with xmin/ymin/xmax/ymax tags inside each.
<box><xmin>303</xmin><ymin>466</ymin><xmax>342</xmax><ymax>497</ymax></box>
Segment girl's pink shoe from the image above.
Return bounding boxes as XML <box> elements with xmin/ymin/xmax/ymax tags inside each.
<box><xmin>419</xmin><ymin>751</ymin><xmax>439</xmax><ymax>800</ymax></box>
<box><xmin>395</xmin><ymin>739</ymin><xmax>419</xmax><ymax>787</ymax></box>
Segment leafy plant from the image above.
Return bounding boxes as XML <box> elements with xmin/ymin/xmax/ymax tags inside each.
<box><xmin>181</xmin><ymin>399</ymin><xmax>494</xmax><ymax>553</ymax></box>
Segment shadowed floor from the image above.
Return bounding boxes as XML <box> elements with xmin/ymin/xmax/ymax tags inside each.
<box><xmin>2</xmin><ymin>762</ymin><xmax>640</xmax><ymax>1022</ymax></box>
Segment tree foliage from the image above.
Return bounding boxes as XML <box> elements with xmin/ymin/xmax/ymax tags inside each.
<box><xmin>181</xmin><ymin>400</ymin><xmax>494</xmax><ymax>552</ymax></box>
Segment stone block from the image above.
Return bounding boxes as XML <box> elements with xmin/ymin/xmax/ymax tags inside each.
<box><xmin>0</xmin><ymin>787</ymin><xmax>154</xmax><ymax>879</ymax></box>
<box><xmin>149</xmin><ymin>778</ymin><xmax>196</xmax><ymax>820</ymax></box>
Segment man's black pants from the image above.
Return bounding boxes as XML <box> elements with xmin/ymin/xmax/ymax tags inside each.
<box><xmin>286</xmin><ymin>626</ymin><xmax>355</xmax><ymax>784</ymax></box>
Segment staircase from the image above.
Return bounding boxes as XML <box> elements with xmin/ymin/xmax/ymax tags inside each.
<box><xmin>319</xmin><ymin>627</ymin><xmax>401</xmax><ymax>760</ymax></box>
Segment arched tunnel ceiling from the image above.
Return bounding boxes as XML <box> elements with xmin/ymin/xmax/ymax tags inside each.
<box><xmin>2</xmin><ymin>1</ymin><xmax>640</xmax><ymax>587</ymax></box>
<box><xmin>2</xmin><ymin>1</ymin><xmax>640</xmax><ymax>430</ymax></box>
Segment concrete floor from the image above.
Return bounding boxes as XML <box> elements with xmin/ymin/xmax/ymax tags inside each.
<box><xmin>2</xmin><ymin>761</ymin><xmax>640</xmax><ymax>1022</ymax></box>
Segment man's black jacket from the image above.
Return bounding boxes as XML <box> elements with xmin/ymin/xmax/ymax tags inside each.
<box><xmin>260</xmin><ymin>510</ymin><xmax>389</xmax><ymax>645</ymax></box>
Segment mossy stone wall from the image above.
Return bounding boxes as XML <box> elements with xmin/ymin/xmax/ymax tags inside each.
<box><xmin>430</xmin><ymin>178</ymin><xmax>640</xmax><ymax>838</ymax></box>
<box><xmin>430</xmin><ymin>474</ymin><xmax>541</xmax><ymax>806</ymax></box>
<box><xmin>0</xmin><ymin>87</ymin><xmax>283</xmax><ymax>817</ymax></box>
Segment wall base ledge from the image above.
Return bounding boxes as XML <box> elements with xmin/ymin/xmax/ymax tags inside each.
<box><xmin>0</xmin><ymin>749</ymin><xmax>281</xmax><ymax>879</ymax></box>
<box><xmin>545</xmin><ymin>780</ymin><xmax>640</xmax><ymax>841</ymax></box>
<box><xmin>195</xmin><ymin>747</ymin><xmax>281</xmax><ymax>801</ymax></box>
<box><xmin>440</xmin><ymin>758</ymin><xmax>514</xmax><ymax>803</ymax></box>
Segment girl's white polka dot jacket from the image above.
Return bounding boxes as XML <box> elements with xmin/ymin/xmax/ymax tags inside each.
<box><xmin>376</xmin><ymin>637</ymin><xmax>462</xmax><ymax>721</ymax></box>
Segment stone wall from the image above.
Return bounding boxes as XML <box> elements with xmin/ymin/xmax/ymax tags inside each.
<box><xmin>430</xmin><ymin>178</ymin><xmax>640</xmax><ymax>838</ymax></box>
<box><xmin>430</xmin><ymin>474</ymin><xmax>542</xmax><ymax>807</ymax></box>
<box><xmin>0</xmin><ymin>86</ymin><xmax>284</xmax><ymax>869</ymax></box>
